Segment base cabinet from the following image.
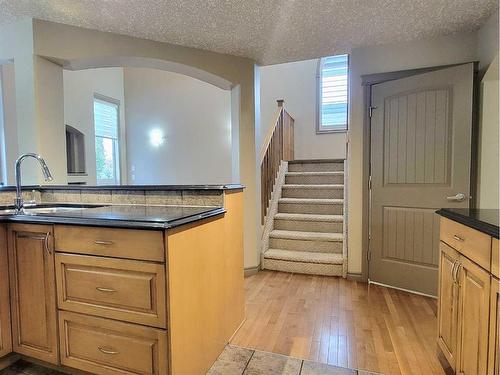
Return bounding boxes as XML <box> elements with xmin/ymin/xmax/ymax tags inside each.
<box><xmin>0</xmin><ymin>225</ymin><xmax>12</xmax><ymax>358</ymax></box>
<box><xmin>489</xmin><ymin>277</ymin><xmax>500</xmax><ymax>375</ymax></box>
<box><xmin>437</xmin><ymin>242</ymin><xmax>460</xmax><ymax>369</ymax></box>
<box><xmin>438</xmin><ymin>217</ymin><xmax>497</xmax><ymax>375</ymax></box>
<box><xmin>455</xmin><ymin>255</ymin><xmax>490</xmax><ymax>375</ymax></box>
<box><xmin>7</xmin><ymin>224</ymin><xmax>58</xmax><ymax>365</ymax></box>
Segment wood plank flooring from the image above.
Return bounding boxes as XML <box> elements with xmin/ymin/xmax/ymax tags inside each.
<box><xmin>231</xmin><ymin>271</ymin><xmax>445</xmax><ymax>375</ymax></box>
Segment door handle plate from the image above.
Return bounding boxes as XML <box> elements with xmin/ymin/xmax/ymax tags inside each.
<box><xmin>446</xmin><ymin>193</ymin><xmax>466</xmax><ymax>202</ymax></box>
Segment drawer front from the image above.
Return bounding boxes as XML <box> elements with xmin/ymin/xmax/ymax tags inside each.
<box><xmin>56</xmin><ymin>254</ymin><xmax>166</xmax><ymax>328</ymax></box>
<box><xmin>55</xmin><ymin>225</ymin><xmax>164</xmax><ymax>262</ymax></box>
<box><xmin>440</xmin><ymin>217</ymin><xmax>492</xmax><ymax>271</ymax></box>
<box><xmin>492</xmin><ymin>239</ymin><xmax>499</xmax><ymax>279</ymax></box>
<box><xmin>59</xmin><ymin>311</ymin><xmax>167</xmax><ymax>375</ymax></box>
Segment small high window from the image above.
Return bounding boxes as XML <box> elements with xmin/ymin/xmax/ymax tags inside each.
<box><xmin>317</xmin><ymin>54</ymin><xmax>349</xmax><ymax>133</ymax></box>
<box><xmin>93</xmin><ymin>95</ymin><xmax>120</xmax><ymax>185</ymax></box>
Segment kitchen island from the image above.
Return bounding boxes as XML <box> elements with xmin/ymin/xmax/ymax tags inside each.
<box><xmin>0</xmin><ymin>187</ymin><xmax>244</xmax><ymax>375</ymax></box>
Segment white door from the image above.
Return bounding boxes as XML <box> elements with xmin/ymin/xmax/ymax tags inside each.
<box><xmin>369</xmin><ymin>63</ymin><xmax>474</xmax><ymax>296</ymax></box>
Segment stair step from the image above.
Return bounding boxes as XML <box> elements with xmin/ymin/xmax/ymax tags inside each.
<box><xmin>278</xmin><ymin>198</ymin><xmax>344</xmax><ymax>204</ymax></box>
<box><xmin>285</xmin><ymin>171</ymin><xmax>344</xmax><ymax>185</ymax></box>
<box><xmin>288</xmin><ymin>160</ymin><xmax>344</xmax><ymax>172</ymax></box>
<box><xmin>274</xmin><ymin>213</ymin><xmax>343</xmax><ymax>222</ymax></box>
<box><xmin>278</xmin><ymin>198</ymin><xmax>343</xmax><ymax>215</ymax></box>
<box><xmin>264</xmin><ymin>249</ymin><xmax>343</xmax><ymax>265</ymax></box>
<box><xmin>274</xmin><ymin>213</ymin><xmax>343</xmax><ymax>233</ymax></box>
<box><xmin>270</xmin><ymin>230</ymin><xmax>343</xmax><ymax>242</ymax></box>
<box><xmin>282</xmin><ymin>184</ymin><xmax>343</xmax><ymax>199</ymax></box>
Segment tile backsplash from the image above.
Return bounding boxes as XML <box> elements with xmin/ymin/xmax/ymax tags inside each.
<box><xmin>0</xmin><ymin>188</ymin><xmax>224</xmax><ymax>207</ymax></box>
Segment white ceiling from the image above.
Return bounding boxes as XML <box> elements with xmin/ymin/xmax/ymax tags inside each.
<box><xmin>0</xmin><ymin>0</ymin><xmax>497</xmax><ymax>65</ymax></box>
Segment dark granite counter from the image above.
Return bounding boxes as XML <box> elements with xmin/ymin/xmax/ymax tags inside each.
<box><xmin>436</xmin><ymin>208</ymin><xmax>499</xmax><ymax>239</ymax></box>
<box><xmin>0</xmin><ymin>204</ymin><xmax>225</xmax><ymax>230</ymax></box>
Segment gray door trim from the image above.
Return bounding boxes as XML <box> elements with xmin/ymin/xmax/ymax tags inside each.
<box><xmin>359</xmin><ymin>62</ymin><xmax>479</xmax><ymax>283</ymax></box>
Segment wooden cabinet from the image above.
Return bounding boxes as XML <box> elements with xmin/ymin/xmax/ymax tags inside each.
<box><xmin>7</xmin><ymin>223</ymin><xmax>58</xmax><ymax>364</ymax></box>
<box><xmin>438</xmin><ymin>217</ymin><xmax>499</xmax><ymax>375</ymax></box>
<box><xmin>0</xmin><ymin>225</ymin><xmax>12</xmax><ymax>358</ymax></box>
<box><xmin>455</xmin><ymin>255</ymin><xmax>490</xmax><ymax>375</ymax></box>
<box><xmin>489</xmin><ymin>277</ymin><xmax>499</xmax><ymax>375</ymax></box>
<box><xmin>59</xmin><ymin>311</ymin><xmax>167</xmax><ymax>375</ymax></box>
<box><xmin>437</xmin><ymin>242</ymin><xmax>460</xmax><ymax>369</ymax></box>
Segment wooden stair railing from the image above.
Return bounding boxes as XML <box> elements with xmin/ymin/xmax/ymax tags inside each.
<box><xmin>260</xmin><ymin>99</ymin><xmax>294</xmax><ymax>224</ymax></box>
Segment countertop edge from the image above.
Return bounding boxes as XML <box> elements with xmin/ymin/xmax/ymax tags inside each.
<box><xmin>0</xmin><ymin>184</ymin><xmax>245</xmax><ymax>192</ymax></box>
<box><xmin>436</xmin><ymin>209</ymin><xmax>500</xmax><ymax>239</ymax></box>
<box><xmin>0</xmin><ymin>207</ymin><xmax>227</xmax><ymax>230</ymax></box>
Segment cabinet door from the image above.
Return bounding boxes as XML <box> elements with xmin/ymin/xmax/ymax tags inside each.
<box><xmin>0</xmin><ymin>225</ymin><xmax>12</xmax><ymax>358</ymax></box>
<box><xmin>456</xmin><ymin>255</ymin><xmax>491</xmax><ymax>375</ymax></box>
<box><xmin>8</xmin><ymin>224</ymin><xmax>58</xmax><ymax>364</ymax></box>
<box><xmin>489</xmin><ymin>277</ymin><xmax>499</xmax><ymax>375</ymax></box>
<box><xmin>437</xmin><ymin>241</ymin><xmax>460</xmax><ymax>369</ymax></box>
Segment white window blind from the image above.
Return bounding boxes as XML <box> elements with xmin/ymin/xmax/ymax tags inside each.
<box><xmin>94</xmin><ymin>99</ymin><xmax>119</xmax><ymax>139</ymax></box>
<box><xmin>93</xmin><ymin>97</ymin><xmax>120</xmax><ymax>185</ymax></box>
<box><xmin>318</xmin><ymin>54</ymin><xmax>348</xmax><ymax>132</ymax></box>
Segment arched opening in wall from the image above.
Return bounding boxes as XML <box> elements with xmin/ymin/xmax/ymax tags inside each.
<box><xmin>55</xmin><ymin>56</ymin><xmax>240</xmax><ymax>186</ymax></box>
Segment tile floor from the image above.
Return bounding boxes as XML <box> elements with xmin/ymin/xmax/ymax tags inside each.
<box><xmin>207</xmin><ymin>345</ymin><xmax>381</xmax><ymax>375</ymax></box>
<box><xmin>0</xmin><ymin>345</ymin><xmax>381</xmax><ymax>375</ymax></box>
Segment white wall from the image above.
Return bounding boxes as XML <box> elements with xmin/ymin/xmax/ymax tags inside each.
<box><xmin>348</xmin><ymin>32</ymin><xmax>480</xmax><ymax>275</ymax></box>
<box><xmin>477</xmin><ymin>9</ymin><xmax>499</xmax><ymax>209</ymax></box>
<box><xmin>63</xmin><ymin>67</ymin><xmax>126</xmax><ymax>185</ymax></box>
<box><xmin>0</xmin><ymin>63</ymin><xmax>18</xmax><ymax>185</ymax></box>
<box><xmin>259</xmin><ymin>59</ymin><xmax>346</xmax><ymax>160</ymax></box>
<box><xmin>123</xmin><ymin>67</ymin><xmax>232</xmax><ymax>185</ymax></box>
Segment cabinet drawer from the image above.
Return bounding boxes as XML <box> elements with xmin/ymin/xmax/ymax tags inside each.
<box><xmin>55</xmin><ymin>254</ymin><xmax>166</xmax><ymax>328</ymax></box>
<box><xmin>440</xmin><ymin>217</ymin><xmax>491</xmax><ymax>271</ymax></box>
<box><xmin>492</xmin><ymin>239</ymin><xmax>499</xmax><ymax>279</ymax></box>
<box><xmin>55</xmin><ymin>225</ymin><xmax>164</xmax><ymax>262</ymax></box>
<box><xmin>59</xmin><ymin>311</ymin><xmax>167</xmax><ymax>375</ymax></box>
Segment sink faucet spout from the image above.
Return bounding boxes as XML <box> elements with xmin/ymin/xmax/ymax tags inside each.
<box><xmin>15</xmin><ymin>153</ymin><xmax>53</xmax><ymax>211</ymax></box>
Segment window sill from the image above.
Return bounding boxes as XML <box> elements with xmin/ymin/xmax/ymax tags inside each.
<box><xmin>316</xmin><ymin>128</ymin><xmax>348</xmax><ymax>134</ymax></box>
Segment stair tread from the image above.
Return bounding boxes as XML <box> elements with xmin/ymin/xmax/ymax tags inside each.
<box><xmin>279</xmin><ymin>198</ymin><xmax>343</xmax><ymax>204</ymax></box>
<box><xmin>270</xmin><ymin>230</ymin><xmax>343</xmax><ymax>242</ymax></box>
<box><xmin>264</xmin><ymin>249</ymin><xmax>343</xmax><ymax>264</ymax></box>
<box><xmin>283</xmin><ymin>184</ymin><xmax>343</xmax><ymax>189</ymax></box>
<box><xmin>274</xmin><ymin>213</ymin><xmax>343</xmax><ymax>222</ymax></box>
<box><xmin>286</xmin><ymin>171</ymin><xmax>344</xmax><ymax>176</ymax></box>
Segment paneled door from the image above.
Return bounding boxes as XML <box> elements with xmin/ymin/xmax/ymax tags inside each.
<box><xmin>369</xmin><ymin>63</ymin><xmax>474</xmax><ymax>296</ymax></box>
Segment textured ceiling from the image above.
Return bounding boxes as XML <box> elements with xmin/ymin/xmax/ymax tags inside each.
<box><xmin>0</xmin><ymin>0</ymin><xmax>497</xmax><ymax>65</ymax></box>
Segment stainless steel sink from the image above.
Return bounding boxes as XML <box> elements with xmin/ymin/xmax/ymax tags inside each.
<box><xmin>23</xmin><ymin>206</ymin><xmax>85</xmax><ymax>214</ymax></box>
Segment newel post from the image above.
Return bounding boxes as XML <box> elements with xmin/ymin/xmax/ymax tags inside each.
<box><xmin>277</xmin><ymin>99</ymin><xmax>284</xmax><ymax>108</ymax></box>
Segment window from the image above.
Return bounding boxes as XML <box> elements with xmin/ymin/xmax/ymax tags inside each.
<box><xmin>317</xmin><ymin>54</ymin><xmax>349</xmax><ymax>133</ymax></box>
<box><xmin>93</xmin><ymin>96</ymin><xmax>120</xmax><ymax>185</ymax></box>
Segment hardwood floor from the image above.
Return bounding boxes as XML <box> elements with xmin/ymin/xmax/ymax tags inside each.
<box><xmin>231</xmin><ymin>270</ymin><xmax>445</xmax><ymax>375</ymax></box>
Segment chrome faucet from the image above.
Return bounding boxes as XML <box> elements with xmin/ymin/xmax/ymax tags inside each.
<box><xmin>15</xmin><ymin>153</ymin><xmax>53</xmax><ymax>211</ymax></box>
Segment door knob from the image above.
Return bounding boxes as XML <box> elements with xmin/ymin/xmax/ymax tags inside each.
<box><xmin>446</xmin><ymin>193</ymin><xmax>466</xmax><ymax>202</ymax></box>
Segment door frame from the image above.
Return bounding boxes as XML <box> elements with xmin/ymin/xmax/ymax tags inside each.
<box><xmin>359</xmin><ymin>62</ymin><xmax>480</xmax><ymax>283</ymax></box>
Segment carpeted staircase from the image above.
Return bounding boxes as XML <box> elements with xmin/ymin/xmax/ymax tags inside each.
<box><xmin>262</xmin><ymin>160</ymin><xmax>346</xmax><ymax>277</ymax></box>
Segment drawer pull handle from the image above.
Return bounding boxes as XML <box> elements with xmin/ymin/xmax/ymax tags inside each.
<box><xmin>453</xmin><ymin>235</ymin><xmax>465</xmax><ymax>242</ymax></box>
<box><xmin>96</xmin><ymin>287</ymin><xmax>116</xmax><ymax>293</ymax></box>
<box><xmin>94</xmin><ymin>240</ymin><xmax>114</xmax><ymax>245</ymax></box>
<box><xmin>98</xmin><ymin>346</ymin><xmax>119</xmax><ymax>355</ymax></box>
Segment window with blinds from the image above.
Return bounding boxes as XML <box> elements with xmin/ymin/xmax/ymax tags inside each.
<box><xmin>317</xmin><ymin>54</ymin><xmax>349</xmax><ymax>133</ymax></box>
<box><xmin>93</xmin><ymin>97</ymin><xmax>120</xmax><ymax>184</ymax></box>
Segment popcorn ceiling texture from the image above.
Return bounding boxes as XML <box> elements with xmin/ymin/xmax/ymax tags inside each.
<box><xmin>0</xmin><ymin>0</ymin><xmax>497</xmax><ymax>64</ymax></box>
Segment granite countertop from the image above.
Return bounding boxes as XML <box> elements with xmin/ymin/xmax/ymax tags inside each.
<box><xmin>436</xmin><ymin>208</ymin><xmax>499</xmax><ymax>238</ymax></box>
<box><xmin>0</xmin><ymin>184</ymin><xmax>244</xmax><ymax>192</ymax></box>
<box><xmin>0</xmin><ymin>204</ymin><xmax>225</xmax><ymax>229</ymax></box>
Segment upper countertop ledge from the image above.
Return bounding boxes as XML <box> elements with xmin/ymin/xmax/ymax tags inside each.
<box><xmin>436</xmin><ymin>208</ymin><xmax>499</xmax><ymax>239</ymax></box>
<box><xmin>0</xmin><ymin>184</ymin><xmax>244</xmax><ymax>192</ymax></box>
<box><xmin>0</xmin><ymin>204</ymin><xmax>226</xmax><ymax>230</ymax></box>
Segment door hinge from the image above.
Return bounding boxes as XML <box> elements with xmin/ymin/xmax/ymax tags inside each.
<box><xmin>368</xmin><ymin>175</ymin><xmax>372</xmax><ymax>190</ymax></box>
<box><xmin>367</xmin><ymin>250</ymin><xmax>372</xmax><ymax>261</ymax></box>
<box><xmin>369</xmin><ymin>105</ymin><xmax>378</xmax><ymax>118</ymax></box>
